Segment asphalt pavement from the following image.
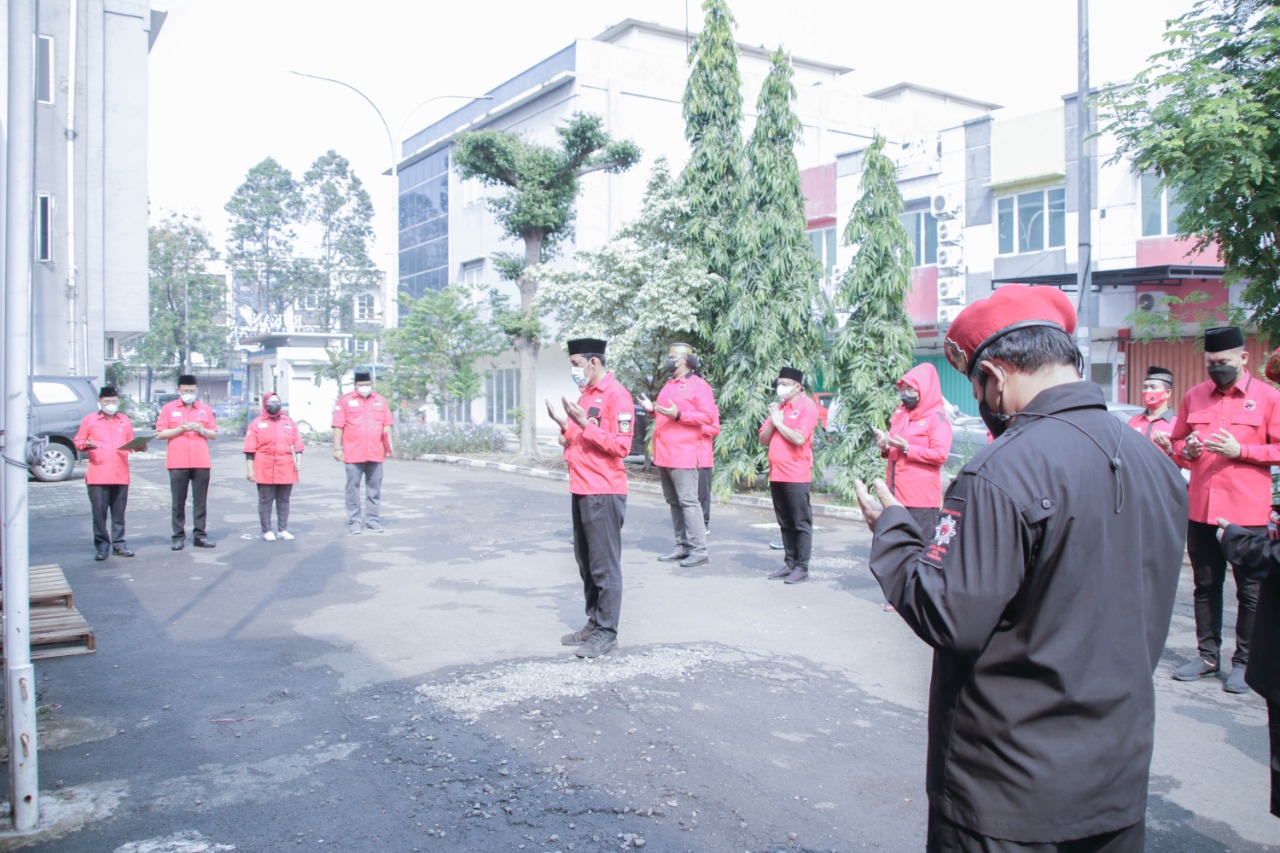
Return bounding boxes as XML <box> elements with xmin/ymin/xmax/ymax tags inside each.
<box><xmin>0</xmin><ymin>438</ymin><xmax>1275</xmax><ymax>852</ymax></box>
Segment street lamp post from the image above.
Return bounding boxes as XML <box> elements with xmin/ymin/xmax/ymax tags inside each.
<box><xmin>286</xmin><ymin>72</ymin><xmax>489</xmax><ymax>332</ymax></box>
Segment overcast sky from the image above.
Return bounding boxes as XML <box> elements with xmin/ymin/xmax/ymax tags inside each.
<box><xmin>148</xmin><ymin>0</ymin><xmax>1194</xmax><ymax>264</ymax></box>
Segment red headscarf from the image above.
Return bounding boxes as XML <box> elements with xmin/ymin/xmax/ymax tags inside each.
<box><xmin>895</xmin><ymin>363</ymin><xmax>946</xmax><ymax>422</ymax></box>
<box><xmin>261</xmin><ymin>391</ymin><xmax>282</xmax><ymax>420</ymax></box>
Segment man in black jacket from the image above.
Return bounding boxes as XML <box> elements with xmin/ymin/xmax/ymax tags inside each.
<box><xmin>856</xmin><ymin>284</ymin><xmax>1188</xmax><ymax>851</ymax></box>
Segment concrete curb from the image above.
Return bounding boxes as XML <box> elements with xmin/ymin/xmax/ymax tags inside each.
<box><xmin>419</xmin><ymin>454</ymin><xmax>868</xmax><ymax>523</ymax></box>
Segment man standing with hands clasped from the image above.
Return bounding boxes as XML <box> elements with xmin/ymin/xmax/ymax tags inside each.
<box><xmin>546</xmin><ymin>338</ymin><xmax>633</xmax><ymax>659</ymax></box>
<box><xmin>74</xmin><ymin>386</ymin><xmax>145</xmax><ymax>560</ymax></box>
<box><xmin>332</xmin><ymin>369</ymin><xmax>394</xmax><ymax>534</ymax></box>
<box><xmin>156</xmin><ymin>374</ymin><xmax>217</xmax><ymax>551</ymax></box>
<box><xmin>760</xmin><ymin>367</ymin><xmax>820</xmax><ymax>585</ymax></box>
<box><xmin>1158</xmin><ymin>326</ymin><xmax>1280</xmax><ymax>693</ymax></box>
<box><xmin>640</xmin><ymin>342</ymin><xmax>719</xmax><ymax>567</ymax></box>
<box><xmin>854</xmin><ymin>284</ymin><xmax>1186</xmax><ymax>850</ymax></box>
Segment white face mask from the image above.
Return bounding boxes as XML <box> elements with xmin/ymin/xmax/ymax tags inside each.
<box><xmin>101</xmin><ymin>403</ymin><xmax>119</xmax><ymax>416</ymax></box>
<box><xmin>180</xmin><ymin>393</ymin><xmax>196</xmax><ymax>405</ymax></box>
<box><xmin>356</xmin><ymin>385</ymin><xmax>372</xmax><ymax>398</ymax></box>
<box><xmin>570</xmin><ymin>366</ymin><xmax>589</xmax><ymax>388</ymax></box>
<box><xmin>776</xmin><ymin>383</ymin><xmax>795</xmax><ymax>400</ymax></box>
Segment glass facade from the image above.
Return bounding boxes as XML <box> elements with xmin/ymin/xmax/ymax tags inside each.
<box><xmin>398</xmin><ymin>148</ymin><xmax>450</xmax><ymax>308</ymax></box>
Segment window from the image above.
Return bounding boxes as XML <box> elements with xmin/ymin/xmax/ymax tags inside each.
<box><xmin>31</xmin><ymin>381</ymin><xmax>78</xmax><ymax>405</ymax></box>
<box><xmin>299</xmin><ymin>291</ymin><xmax>320</xmax><ymax>310</ymax></box>
<box><xmin>997</xmin><ymin>187</ymin><xmax>1066</xmax><ymax>254</ymax></box>
<box><xmin>36</xmin><ymin>195</ymin><xmax>53</xmax><ymax>262</ymax></box>
<box><xmin>353</xmin><ymin>338</ymin><xmax>376</xmax><ymax>354</ymax></box>
<box><xmin>1140</xmin><ymin>173</ymin><xmax>1187</xmax><ymax>237</ymax></box>
<box><xmin>437</xmin><ymin>399</ymin><xmax>469</xmax><ymax>423</ymax></box>
<box><xmin>806</xmin><ymin>227</ymin><xmax>838</xmax><ymax>278</ymax></box>
<box><xmin>486</xmin><ymin>368</ymin><xmax>519</xmax><ymax>425</ymax></box>
<box><xmin>36</xmin><ymin>36</ymin><xmax>53</xmax><ymax>104</ymax></box>
<box><xmin>900</xmin><ymin>211</ymin><xmax>938</xmax><ymax>266</ymax></box>
<box><xmin>355</xmin><ymin>293</ymin><xmax>376</xmax><ymax>320</ymax></box>
<box><xmin>461</xmin><ymin>259</ymin><xmax>485</xmax><ymax>287</ymax></box>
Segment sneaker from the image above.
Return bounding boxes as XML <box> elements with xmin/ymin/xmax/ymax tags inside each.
<box><xmin>561</xmin><ymin>624</ymin><xmax>596</xmax><ymax>646</ymax></box>
<box><xmin>262</xmin><ymin>531</ymin><xmax>276</xmax><ymax>542</ymax></box>
<box><xmin>657</xmin><ymin>551</ymin><xmax>689</xmax><ymax>562</ymax></box>
<box><xmin>783</xmin><ymin>568</ymin><xmax>809</xmax><ymax>584</ymax></box>
<box><xmin>768</xmin><ymin>542</ymin><xmax>785</xmax><ymax>550</ymax></box>
<box><xmin>278</xmin><ymin>530</ymin><xmax>295</xmax><ymax>541</ymax></box>
<box><xmin>366</xmin><ymin>522</ymin><xmax>385</xmax><ymax>533</ymax></box>
<box><xmin>348</xmin><ymin>524</ymin><xmax>363</xmax><ymax>535</ymax></box>
<box><xmin>1224</xmin><ymin>665</ymin><xmax>1251</xmax><ymax>694</ymax></box>
<box><xmin>1172</xmin><ymin>659</ymin><xmax>1219</xmax><ymax>681</ymax></box>
<box><xmin>767</xmin><ymin>565</ymin><xmax>793</xmax><ymax>580</ymax></box>
<box><xmin>679</xmin><ymin>554</ymin><xmax>709</xmax><ymax>567</ymax></box>
<box><xmin>576</xmin><ymin>632</ymin><xmax>617</xmax><ymax>659</ymax></box>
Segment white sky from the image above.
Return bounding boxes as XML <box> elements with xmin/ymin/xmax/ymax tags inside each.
<box><xmin>148</xmin><ymin>0</ymin><xmax>1194</xmax><ymax>265</ymax></box>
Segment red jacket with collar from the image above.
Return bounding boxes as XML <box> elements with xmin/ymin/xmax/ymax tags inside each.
<box><xmin>760</xmin><ymin>392</ymin><xmax>819</xmax><ymax>483</ymax></box>
<box><xmin>563</xmin><ymin>373</ymin><xmax>633</xmax><ymax>495</ymax></box>
<box><xmin>245</xmin><ymin>396</ymin><xmax>304</xmax><ymax>484</ymax></box>
<box><xmin>332</xmin><ymin>390</ymin><xmax>394</xmax><ymax>464</ymax></box>
<box><xmin>883</xmin><ymin>363</ymin><xmax>953</xmax><ymax>508</ymax></box>
<box><xmin>652</xmin><ymin>373</ymin><xmax>719</xmax><ymax>469</ymax></box>
<box><xmin>156</xmin><ymin>399</ymin><xmax>217</xmax><ymax>469</ymax></box>
<box><xmin>74</xmin><ymin>411</ymin><xmax>135</xmax><ymax>485</ymax></box>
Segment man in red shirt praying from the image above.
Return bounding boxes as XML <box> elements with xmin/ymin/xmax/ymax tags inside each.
<box><xmin>759</xmin><ymin>366</ymin><xmax>820</xmax><ymax>585</ymax></box>
<box><xmin>74</xmin><ymin>386</ymin><xmax>145</xmax><ymax>560</ymax></box>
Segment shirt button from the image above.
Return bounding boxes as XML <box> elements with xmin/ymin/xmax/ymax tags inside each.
<box><xmin>1041</xmin><ymin>499</ymin><xmax>1052</xmax><ymax>509</ymax></box>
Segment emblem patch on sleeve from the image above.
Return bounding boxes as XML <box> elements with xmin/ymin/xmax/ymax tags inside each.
<box><xmin>923</xmin><ymin>507</ymin><xmax>962</xmax><ymax>567</ymax></box>
<box><xmin>619</xmin><ymin>411</ymin><xmax>633</xmax><ymax>434</ymax></box>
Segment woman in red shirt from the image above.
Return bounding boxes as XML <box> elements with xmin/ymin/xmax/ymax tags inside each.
<box><xmin>874</xmin><ymin>363</ymin><xmax>953</xmax><ymax>537</ymax></box>
<box><xmin>244</xmin><ymin>392</ymin><xmax>303</xmax><ymax>541</ymax></box>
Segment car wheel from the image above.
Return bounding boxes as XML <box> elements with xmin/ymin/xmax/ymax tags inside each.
<box><xmin>31</xmin><ymin>442</ymin><xmax>74</xmax><ymax>482</ymax></box>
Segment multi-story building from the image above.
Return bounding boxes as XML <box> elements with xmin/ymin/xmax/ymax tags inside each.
<box><xmin>395</xmin><ymin>18</ymin><xmax>996</xmax><ymax>432</ymax></box>
<box><xmin>4</xmin><ymin>0</ymin><xmax>163</xmax><ymax>380</ymax></box>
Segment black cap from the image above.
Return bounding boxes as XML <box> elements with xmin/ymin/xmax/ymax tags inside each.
<box><xmin>353</xmin><ymin>370</ymin><xmax>372</xmax><ymax>383</ymax></box>
<box><xmin>1144</xmin><ymin>365</ymin><xmax>1174</xmax><ymax>387</ymax></box>
<box><xmin>177</xmin><ymin>374</ymin><xmax>197</xmax><ymax>386</ymax></box>
<box><xmin>1204</xmin><ymin>326</ymin><xmax>1245</xmax><ymax>353</ymax></box>
<box><xmin>98</xmin><ymin>386</ymin><xmax>118</xmax><ymax>399</ymax></box>
<box><xmin>778</xmin><ymin>367</ymin><xmax>804</xmax><ymax>385</ymax></box>
<box><xmin>567</xmin><ymin>338</ymin><xmax>607</xmax><ymax>357</ymax></box>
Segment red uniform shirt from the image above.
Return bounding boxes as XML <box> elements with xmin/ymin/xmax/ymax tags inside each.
<box><xmin>244</xmin><ymin>413</ymin><xmax>303</xmax><ymax>484</ymax></box>
<box><xmin>760</xmin><ymin>392</ymin><xmax>819</xmax><ymax>483</ymax></box>
<box><xmin>156</xmin><ymin>399</ymin><xmax>217</xmax><ymax>469</ymax></box>
<box><xmin>884</xmin><ymin>364</ymin><xmax>953</xmax><ymax>508</ymax></box>
<box><xmin>1127</xmin><ymin>408</ymin><xmax>1176</xmax><ymax>455</ymax></box>
<box><xmin>1171</xmin><ymin>372</ymin><xmax>1280</xmax><ymax>525</ymax></box>
<box><xmin>74</xmin><ymin>411</ymin><xmax>135</xmax><ymax>485</ymax></box>
<box><xmin>652</xmin><ymin>373</ymin><xmax>719</xmax><ymax>469</ymax></box>
<box><xmin>563</xmin><ymin>373</ymin><xmax>633</xmax><ymax>495</ymax></box>
<box><xmin>700</xmin><ymin>407</ymin><xmax>720</xmax><ymax>469</ymax></box>
<box><xmin>332</xmin><ymin>391</ymin><xmax>394</xmax><ymax>464</ymax></box>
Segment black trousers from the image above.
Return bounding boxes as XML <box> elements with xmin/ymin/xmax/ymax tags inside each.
<box><xmin>698</xmin><ymin>466</ymin><xmax>712</xmax><ymax>528</ymax></box>
<box><xmin>257</xmin><ymin>483</ymin><xmax>293</xmax><ymax>533</ymax></box>
<box><xmin>87</xmin><ymin>483</ymin><xmax>128</xmax><ymax>552</ymax></box>
<box><xmin>908</xmin><ymin>506</ymin><xmax>940</xmax><ymax>540</ymax></box>
<box><xmin>1187</xmin><ymin>519</ymin><xmax>1263</xmax><ymax>666</ymax></box>
<box><xmin>571</xmin><ymin>494</ymin><xmax>626</xmax><ymax>637</ymax></box>
<box><xmin>170</xmin><ymin>467</ymin><xmax>211</xmax><ymax>541</ymax></box>
<box><xmin>927</xmin><ymin>808</ymin><xmax>1144</xmax><ymax>852</ymax></box>
<box><xmin>770</xmin><ymin>481</ymin><xmax>812</xmax><ymax>572</ymax></box>
<box><xmin>1270</xmin><ymin>700</ymin><xmax>1280</xmax><ymax>819</ymax></box>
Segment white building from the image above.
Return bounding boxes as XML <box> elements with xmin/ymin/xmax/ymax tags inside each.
<box><xmin>2</xmin><ymin>0</ymin><xmax>163</xmax><ymax>380</ymax></box>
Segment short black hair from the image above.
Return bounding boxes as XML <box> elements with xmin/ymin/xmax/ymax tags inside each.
<box><xmin>581</xmin><ymin>353</ymin><xmax>606</xmax><ymax>367</ymax></box>
<box><xmin>968</xmin><ymin>325</ymin><xmax>1080</xmax><ymax>381</ymax></box>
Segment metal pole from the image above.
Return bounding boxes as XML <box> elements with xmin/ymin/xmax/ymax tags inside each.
<box><xmin>1076</xmin><ymin>0</ymin><xmax>1094</xmax><ymax>383</ymax></box>
<box><xmin>5</xmin><ymin>0</ymin><xmax>43</xmax><ymax>830</ymax></box>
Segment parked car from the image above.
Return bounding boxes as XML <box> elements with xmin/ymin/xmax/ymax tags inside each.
<box><xmin>28</xmin><ymin>376</ymin><xmax>101</xmax><ymax>481</ymax></box>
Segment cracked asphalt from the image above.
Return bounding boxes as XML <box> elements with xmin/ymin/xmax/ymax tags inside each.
<box><xmin>2</xmin><ymin>439</ymin><xmax>1275</xmax><ymax>851</ymax></box>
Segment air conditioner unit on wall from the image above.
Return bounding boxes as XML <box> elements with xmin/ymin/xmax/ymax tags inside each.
<box><xmin>937</xmin><ymin>246</ymin><xmax>963</xmax><ymax>269</ymax></box>
<box><xmin>938</xmin><ymin>303</ymin><xmax>964</xmax><ymax>325</ymax></box>
<box><xmin>932</xmin><ymin>191</ymin><xmax>961</xmax><ymax>218</ymax></box>
<box><xmin>937</xmin><ymin>220</ymin><xmax>962</xmax><ymax>244</ymax></box>
<box><xmin>937</xmin><ymin>278</ymin><xmax>966</xmax><ymax>303</ymax></box>
<box><xmin>1137</xmin><ymin>291</ymin><xmax>1169</xmax><ymax>313</ymax></box>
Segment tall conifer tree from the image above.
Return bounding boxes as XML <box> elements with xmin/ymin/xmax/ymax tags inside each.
<box><xmin>822</xmin><ymin>134</ymin><xmax>916</xmax><ymax>500</ymax></box>
<box><xmin>712</xmin><ymin>48</ymin><xmax>824</xmax><ymax>490</ymax></box>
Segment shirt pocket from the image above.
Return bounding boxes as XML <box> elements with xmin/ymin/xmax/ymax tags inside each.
<box><xmin>1186</xmin><ymin>412</ymin><xmax>1214</xmax><ymax>428</ymax></box>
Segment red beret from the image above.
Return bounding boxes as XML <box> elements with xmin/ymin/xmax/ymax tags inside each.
<box><xmin>1265</xmin><ymin>349</ymin><xmax>1280</xmax><ymax>384</ymax></box>
<box><xmin>943</xmin><ymin>285</ymin><xmax>1077</xmax><ymax>375</ymax></box>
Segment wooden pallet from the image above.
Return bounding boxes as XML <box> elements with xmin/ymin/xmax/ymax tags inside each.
<box><xmin>0</xmin><ymin>563</ymin><xmax>95</xmax><ymax>659</ymax></box>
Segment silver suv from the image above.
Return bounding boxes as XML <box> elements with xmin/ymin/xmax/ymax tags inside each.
<box><xmin>29</xmin><ymin>376</ymin><xmax>100</xmax><ymax>482</ymax></box>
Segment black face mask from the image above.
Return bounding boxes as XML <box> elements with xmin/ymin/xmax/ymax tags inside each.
<box><xmin>1207</xmin><ymin>363</ymin><xmax>1239</xmax><ymax>388</ymax></box>
<box><xmin>900</xmin><ymin>394</ymin><xmax>920</xmax><ymax>410</ymax></box>
<box><xmin>266</xmin><ymin>403</ymin><xmax>282</xmax><ymax>415</ymax></box>
<box><xmin>665</xmin><ymin>358</ymin><xmax>679</xmax><ymax>374</ymax></box>
<box><xmin>978</xmin><ymin>374</ymin><xmax>1014</xmax><ymax>438</ymax></box>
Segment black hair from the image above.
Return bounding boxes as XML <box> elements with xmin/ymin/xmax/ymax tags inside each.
<box><xmin>967</xmin><ymin>325</ymin><xmax>1080</xmax><ymax>382</ymax></box>
<box><xmin>582</xmin><ymin>353</ymin><xmax>606</xmax><ymax>367</ymax></box>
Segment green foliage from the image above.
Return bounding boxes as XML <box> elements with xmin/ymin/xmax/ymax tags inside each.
<box><xmin>452</xmin><ymin>112</ymin><xmax>641</xmax><ymax>455</ymax></box>
<box><xmin>384</xmin><ymin>286</ymin><xmax>506</xmax><ymax>419</ymax></box>
<box><xmin>821</xmin><ymin>134</ymin><xmax>916</xmax><ymax>500</ymax></box>
<box><xmin>394</xmin><ymin>422</ymin><xmax>510</xmax><ymax>456</ymax></box>
<box><xmin>299</xmin><ymin>150</ymin><xmax>380</xmax><ymax>332</ymax></box>
<box><xmin>680</xmin><ymin>0</ymin><xmax>746</xmax><ymax>338</ymax></box>
<box><xmin>312</xmin><ymin>347</ymin><xmax>360</xmax><ymax>394</ymax></box>
<box><xmin>226</xmin><ymin>157</ymin><xmax>301</xmax><ymax>322</ymax></box>
<box><xmin>1124</xmin><ymin>290</ymin><xmax>1252</xmax><ymax>343</ymax></box>
<box><xmin>537</xmin><ymin>159</ymin><xmax>718</xmax><ymax>400</ymax></box>
<box><xmin>712</xmin><ymin>49</ymin><xmax>825</xmax><ymax>491</ymax></box>
<box><xmin>138</xmin><ymin>213</ymin><xmax>228</xmax><ymax>381</ymax></box>
<box><xmin>1099</xmin><ymin>0</ymin><xmax>1280</xmax><ymax>343</ymax></box>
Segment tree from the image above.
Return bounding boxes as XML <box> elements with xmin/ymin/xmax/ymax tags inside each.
<box><xmin>536</xmin><ymin>159</ymin><xmax>719</xmax><ymax>402</ymax></box>
<box><xmin>1100</xmin><ymin>0</ymin><xmax>1280</xmax><ymax>342</ymax></box>
<box><xmin>226</xmin><ymin>157</ymin><xmax>301</xmax><ymax>328</ymax></box>
<box><xmin>680</xmin><ymin>0</ymin><xmax>746</xmax><ymax>353</ymax></box>
<box><xmin>138</xmin><ymin>213</ymin><xmax>228</xmax><ymax>382</ymax></box>
<box><xmin>299</xmin><ymin>150</ymin><xmax>380</xmax><ymax>333</ymax></box>
<box><xmin>711</xmin><ymin>48</ymin><xmax>825</xmax><ymax>491</ymax></box>
<box><xmin>453</xmin><ymin>112</ymin><xmax>642</xmax><ymax>455</ymax></box>
<box><xmin>384</xmin><ymin>286</ymin><xmax>505</xmax><ymax>421</ymax></box>
<box><xmin>312</xmin><ymin>346</ymin><xmax>361</xmax><ymax>395</ymax></box>
<box><xmin>821</xmin><ymin>134</ymin><xmax>916</xmax><ymax>500</ymax></box>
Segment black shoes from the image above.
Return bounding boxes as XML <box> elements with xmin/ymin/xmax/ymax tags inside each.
<box><xmin>576</xmin><ymin>632</ymin><xmax>617</xmax><ymax>658</ymax></box>
<box><xmin>113</xmin><ymin>548</ymin><xmax>135</xmax><ymax>558</ymax></box>
<box><xmin>1172</xmin><ymin>659</ymin><xmax>1218</xmax><ymax>681</ymax></box>
<box><xmin>171</xmin><ymin>540</ymin><xmax>184</xmax><ymax>551</ymax></box>
<box><xmin>768</xmin><ymin>565</ymin><xmax>793</xmax><ymax>580</ymax></box>
<box><xmin>1224</xmin><ymin>665</ymin><xmax>1250</xmax><ymax>694</ymax></box>
<box><xmin>679</xmin><ymin>555</ymin><xmax>709</xmax><ymax>567</ymax></box>
<box><xmin>193</xmin><ymin>539</ymin><xmax>216</xmax><ymax>548</ymax></box>
<box><xmin>657</xmin><ymin>551</ymin><xmax>689</xmax><ymax>562</ymax></box>
<box><xmin>94</xmin><ymin>550</ymin><xmax>108</xmax><ymax>562</ymax></box>
<box><xmin>783</xmin><ymin>569</ymin><xmax>809</xmax><ymax>584</ymax></box>
<box><xmin>561</xmin><ymin>624</ymin><xmax>596</xmax><ymax>646</ymax></box>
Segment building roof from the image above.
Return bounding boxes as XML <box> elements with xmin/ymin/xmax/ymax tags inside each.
<box><xmin>591</xmin><ymin>18</ymin><xmax>855</xmax><ymax>75</ymax></box>
<box><xmin>864</xmin><ymin>81</ymin><xmax>1002</xmax><ymax>112</ymax></box>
